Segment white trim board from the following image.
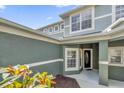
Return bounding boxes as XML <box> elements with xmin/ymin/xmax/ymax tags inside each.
<box><xmin>48</xmin><ymin>31</ymin><xmax>64</xmax><ymax>35</ymax></box>
<box><xmin>99</xmin><ymin>61</ymin><xmax>108</xmax><ymax>65</ymax></box>
<box><xmin>54</xmin><ymin>24</ymin><xmax>59</xmax><ymax>33</ymax></box>
<box><xmin>27</xmin><ymin>59</ymin><xmax>64</xmax><ymax>67</ymax></box>
<box><xmin>112</xmin><ymin>5</ymin><xmax>116</xmax><ymax>23</ymax></box>
<box><xmin>0</xmin><ymin>25</ymin><xmax>60</xmax><ymax>44</ymax></box>
<box><xmin>0</xmin><ymin>59</ymin><xmax>64</xmax><ymax>74</ymax></box>
<box><xmin>94</xmin><ymin>13</ymin><xmax>112</xmax><ymax>20</ymax></box>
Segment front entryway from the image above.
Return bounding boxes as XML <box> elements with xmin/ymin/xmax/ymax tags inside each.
<box><xmin>83</xmin><ymin>49</ymin><xmax>93</xmax><ymax>70</ymax></box>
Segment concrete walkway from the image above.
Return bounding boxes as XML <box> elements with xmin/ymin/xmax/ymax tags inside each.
<box><xmin>67</xmin><ymin>70</ymin><xmax>124</xmax><ymax>88</ymax></box>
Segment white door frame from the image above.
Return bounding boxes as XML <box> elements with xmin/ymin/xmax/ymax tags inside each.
<box><xmin>83</xmin><ymin>49</ymin><xmax>93</xmax><ymax>69</ymax></box>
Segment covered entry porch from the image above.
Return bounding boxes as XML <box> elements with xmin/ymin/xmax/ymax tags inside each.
<box><xmin>62</xmin><ymin>18</ymin><xmax>124</xmax><ymax>86</ymax></box>
<box><xmin>67</xmin><ymin>70</ymin><xmax>124</xmax><ymax>88</ymax></box>
<box><xmin>62</xmin><ymin>19</ymin><xmax>124</xmax><ymax>86</ymax></box>
<box><xmin>63</xmin><ymin>41</ymin><xmax>105</xmax><ymax>85</ymax></box>
<box><xmin>63</xmin><ymin>39</ymin><xmax>124</xmax><ymax>86</ymax></box>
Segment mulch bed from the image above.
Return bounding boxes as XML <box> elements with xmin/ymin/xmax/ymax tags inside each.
<box><xmin>54</xmin><ymin>74</ymin><xmax>80</xmax><ymax>88</ymax></box>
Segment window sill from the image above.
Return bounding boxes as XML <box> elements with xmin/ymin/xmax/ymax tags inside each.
<box><xmin>48</xmin><ymin>31</ymin><xmax>64</xmax><ymax>35</ymax></box>
<box><xmin>70</xmin><ymin>27</ymin><xmax>94</xmax><ymax>34</ymax></box>
<box><xmin>65</xmin><ymin>68</ymin><xmax>79</xmax><ymax>71</ymax></box>
<box><xmin>109</xmin><ymin>63</ymin><xmax>124</xmax><ymax>67</ymax></box>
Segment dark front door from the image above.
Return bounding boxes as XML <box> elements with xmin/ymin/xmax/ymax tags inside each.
<box><xmin>83</xmin><ymin>49</ymin><xmax>92</xmax><ymax>69</ymax></box>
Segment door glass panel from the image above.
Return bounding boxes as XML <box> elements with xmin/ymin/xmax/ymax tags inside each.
<box><xmin>84</xmin><ymin>50</ymin><xmax>91</xmax><ymax>69</ymax></box>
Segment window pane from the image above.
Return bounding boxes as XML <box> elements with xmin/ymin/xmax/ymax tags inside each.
<box><xmin>72</xmin><ymin>15</ymin><xmax>80</xmax><ymax>23</ymax></box>
<box><xmin>67</xmin><ymin>58</ymin><xmax>76</xmax><ymax>67</ymax></box>
<box><xmin>81</xmin><ymin>9</ymin><xmax>92</xmax><ymax>30</ymax></box>
<box><xmin>116</xmin><ymin>5</ymin><xmax>124</xmax><ymax>20</ymax></box>
<box><xmin>71</xmin><ymin>14</ymin><xmax>80</xmax><ymax>32</ymax></box>
<box><xmin>61</xmin><ymin>24</ymin><xmax>64</xmax><ymax>30</ymax></box>
<box><xmin>116</xmin><ymin>5</ymin><xmax>121</xmax><ymax>10</ymax></box>
<box><xmin>43</xmin><ymin>28</ymin><xmax>48</xmax><ymax>33</ymax></box>
<box><xmin>48</xmin><ymin>27</ymin><xmax>53</xmax><ymax>32</ymax></box>
<box><xmin>54</xmin><ymin>26</ymin><xmax>59</xmax><ymax>32</ymax></box>
<box><xmin>67</xmin><ymin>50</ymin><xmax>76</xmax><ymax>68</ymax></box>
<box><xmin>72</xmin><ymin>22</ymin><xmax>80</xmax><ymax>32</ymax></box>
<box><xmin>82</xmin><ymin>19</ymin><xmax>91</xmax><ymax>29</ymax></box>
<box><xmin>110</xmin><ymin>48</ymin><xmax>122</xmax><ymax>64</ymax></box>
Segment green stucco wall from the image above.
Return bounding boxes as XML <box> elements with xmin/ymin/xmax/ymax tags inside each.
<box><xmin>99</xmin><ymin>40</ymin><xmax>108</xmax><ymax>86</ymax></box>
<box><xmin>0</xmin><ymin>32</ymin><xmax>63</xmax><ymax>75</ymax></box>
<box><xmin>31</xmin><ymin>61</ymin><xmax>63</xmax><ymax>76</ymax></box>
<box><xmin>92</xmin><ymin>43</ymin><xmax>99</xmax><ymax>69</ymax></box>
<box><xmin>109</xmin><ymin>66</ymin><xmax>124</xmax><ymax>81</ymax></box>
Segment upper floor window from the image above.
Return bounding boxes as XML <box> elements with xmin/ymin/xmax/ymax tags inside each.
<box><xmin>71</xmin><ymin>7</ymin><xmax>93</xmax><ymax>33</ymax></box>
<box><xmin>43</xmin><ymin>28</ymin><xmax>48</xmax><ymax>33</ymax></box>
<box><xmin>115</xmin><ymin>5</ymin><xmax>124</xmax><ymax>20</ymax></box>
<box><xmin>71</xmin><ymin>14</ymin><xmax>80</xmax><ymax>32</ymax></box>
<box><xmin>54</xmin><ymin>25</ymin><xmax>59</xmax><ymax>32</ymax></box>
<box><xmin>48</xmin><ymin>27</ymin><xmax>53</xmax><ymax>33</ymax></box>
<box><xmin>81</xmin><ymin>9</ymin><xmax>92</xmax><ymax>30</ymax></box>
<box><xmin>60</xmin><ymin>23</ymin><xmax>65</xmax><ymax>30</ymax></box>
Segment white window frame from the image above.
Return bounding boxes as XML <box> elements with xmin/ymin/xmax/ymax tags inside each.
<box><xmin>65</xmin><ymin>48</ymin><xmax>79</xmax><ymax>71</ymax></box>
<box><xmin>70</xmin><ymin>13</ymin><xmax>81</xmax><ymax>33</ymax></box>
<box><xmin>48</xmin><ymin>27</ymin><xmax>53</xmax><ymax>33</ymax></box>
<box><xmin>112</xmin><ymin>5</ymin><xmax>124</xmax><ymax>23</ymax></box>
<box><xmin>70</xmin><ymin>6</ymin><xmax>95</xmax><ymax>34</ymax></box>
<box><xmin>54</xmin><ymin>25</ymin><xmax>59</xmax><ymax>32</ymax></box>
<box><xmin>109</xmin><ymin>47</ymin><xmax>124</xmax><ymax>65</ymax></box>
<box><xmin>43</xmin><ymin>28</ymin><xmax>48</xmax><ymax>33</ymax></box>
<box><xmin>60</xmin><ymin>23</ymin><xmax>65</xmax><ymax>31</ymax></box>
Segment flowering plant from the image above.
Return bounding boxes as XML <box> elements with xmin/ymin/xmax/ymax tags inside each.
<box><xmin>0</xmin><ymin>65</ymin><xmax>56</xmax><ymax>88</ymax></box>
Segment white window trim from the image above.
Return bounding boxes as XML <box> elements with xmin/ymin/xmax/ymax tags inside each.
<box><xmin>54</xmin><ymin>24</ymin><xmax>59</xmax><ymax>32</ymax></box>
<box><xmin>94</xmin><ymin>13</ymin><xmax>112</xmax><ymax>20</ymax></box>
<box><xmin>83</xmin><ymin>49</ymin><xmax>93</xmax><ymax>70</ymax></box>
<box><xmin>69</xmin><ymin>6</ymin><xmax>95</xmax><ymax>34</ymax></box>
<box><xmin>112</xmin><ymin>5</ymin><xmax>116</xmax><ymax>23</ymax></box>
<box><xmin>60</xmin><ymin>23</ymin><xmax>65</xmax><ymax>31</ymax></box>
<box><xmin>48</xmin><ymin>27</ymin><xmax>53</xmax><ymax>34</ymax></box>
<box><xmin>108</xmin><ymin>47</ymin><xmax>124</xmax><ymax>65</ymax></box>
<box><xmin>48</xmin><ymin>30</ymin><xmax>64</xmax><ymax>35</ymax></box>
<box><xmin>43</xmin><ymin>28</ymin><xmax>48</xmax><ymax>33</ymax></box>
<box><xmin>79</xmin><ymin>49</ymin><xmax>83</xmax><ymax>69</ymax></box>
<box><xmin>65</xmin><ymin>48</ymin><xmax>79</xmax><ymax>71</ymax></box>
<box><xmin>112</xmin><ymin>5</ymin><xmax>124</xmax><ymax>23</ymax></box>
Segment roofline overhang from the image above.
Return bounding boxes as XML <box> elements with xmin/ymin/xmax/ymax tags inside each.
<box><xmin>0</xmin><ymin>18</ymin><xmax>60</xmax><ymax>44</ymax></box>
<box><xmin>59</xmin><ymin>5</ymin><xmax>91</xmax><ymax>18</ymax></box>
<box><xmin>60</xmin><ymin>18</ymin><xmax>124</xmax><ymax>44</ymax></box>
<box><xmin>37</xmin><ymin>20</ymin><xmax>64</xmax><ymax>30</ymax></box>
<box><xmin>1</xmin><ymin>17</ymin><xmax>124</xmax><ymax>45</ymax></box>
